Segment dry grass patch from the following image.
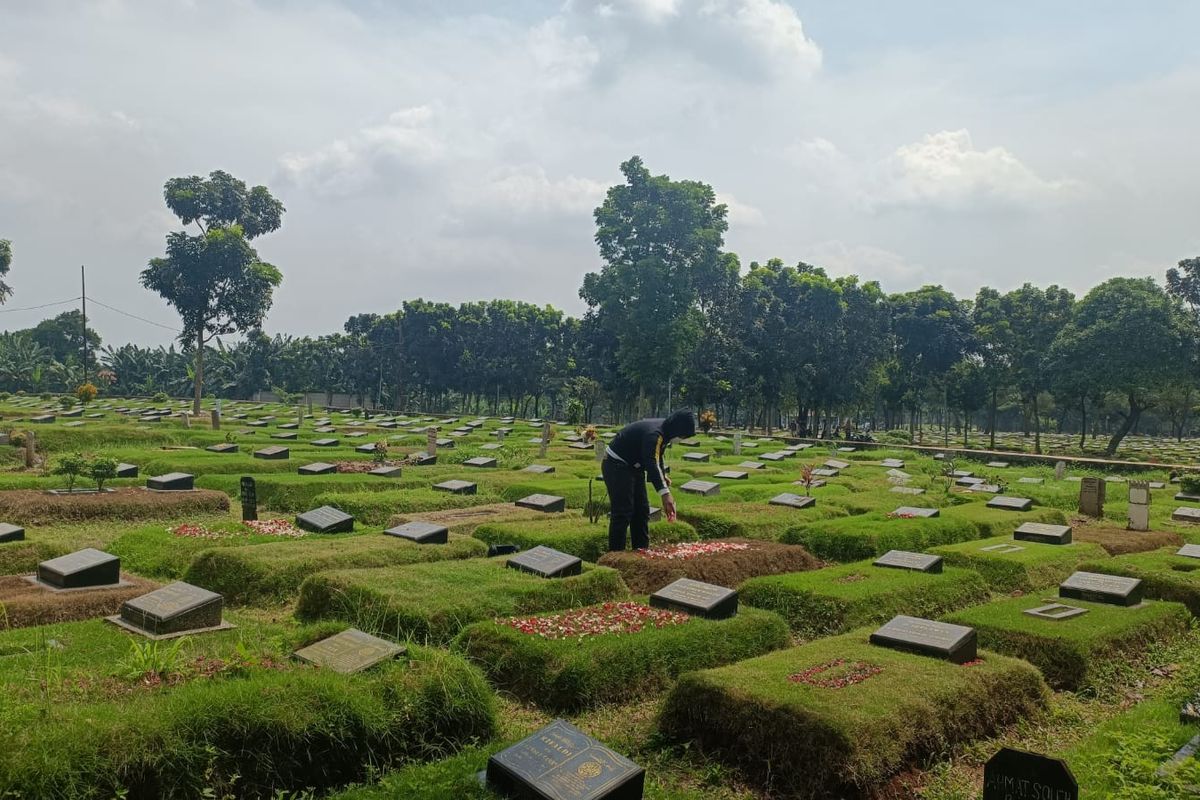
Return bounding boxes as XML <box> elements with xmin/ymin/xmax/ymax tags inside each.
<box><xmin>0</xmin><ymin>573</ymin><xmax>159</xmax><ymax>629</ymax></box>
<box><xmin>1073</xmin><ymin>522</ymin><xmax>1181</xmax><ymax>555</ymax></box>
<box><xmin>598</xmin><ymin>538</ymin><xmax>822</xmax><ymax>593</ymax></box>
<box><xmin>0</xmin><ymin>488</ymin><xmax>229</xmax><ymax>525</ymax></box>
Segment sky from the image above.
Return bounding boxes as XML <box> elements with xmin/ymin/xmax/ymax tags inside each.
<box><xmin>1</xmin><ymin>0</ymin><xmax>1198</xmax><ymax>347</ymax></box>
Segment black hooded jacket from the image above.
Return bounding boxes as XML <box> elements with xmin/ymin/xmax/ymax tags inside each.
<box><xmin>605</xmin><ymin>410</ymin><xmax>696</xmax><ymax>495</ymax></box>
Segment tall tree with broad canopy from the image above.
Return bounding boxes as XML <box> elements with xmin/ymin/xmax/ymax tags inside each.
<box><xmin>580</xmin><ymin>156</ymin><xmax>729</xmax><ymax>414</ymax></box>
<box><xmin>999</xmin><ymin>284</ymin><xmax>1075</xmax><ymax>454</ymax></box>
<box><xmin>0</xmin><ymin>238</ymin><xmax>12</xmax><ymax>303</ymax></box>
<box><xmin>1048</xmin><ymin>277</ymin><xmax>1191</xmax><ymax>455</ymax></box>
<box><xmin>140</xmin><ymin>171</ymin><xmax>284</xmax><ymax>414</ymax></box>
<box><xmin>888</xmin><ymin>285</ymin><xmax>974</xmax><ymax>430</ymax></box>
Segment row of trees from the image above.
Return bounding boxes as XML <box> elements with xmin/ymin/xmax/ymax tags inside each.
<box><xmin>6</xmin><ymin>161</ymin><xmax>1199</xmax><ymax>457</ymax></box>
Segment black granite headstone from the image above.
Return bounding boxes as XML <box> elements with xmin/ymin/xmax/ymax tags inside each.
<box><xmin>240</xmin><ymin>476</ymin><xmax>257</xmax><ymax>521</ymax></box>
<box><xmin>768</xmin><ymin>493</ymin><xmax>815</xmax><ymax>510</ymax></box>
<box><xmin>869</xmin><ymin>615</ymin><xmax>977</xmax><ymax>663</ymax></box>
<box><xmin>515</xmin><ymin>494</ymin><xmax>567</xmax><ymax>513</ymax></box>
<box><xmin>1014</xmin><ymin>522</ymin><xmax>1072</xmax><ymax>545</ymax></box>
<box><xmin>484</xmin><ymin>719</ymin><xmax>645</xmax><ymax>800</ymax></box>
<box><xmin>37</xmin><ymin>548</ymin><xmax>120</xmax><ymax>589</ymax></box>
<box><xmin>507</xmin><ymin>546</ymin><xmax>582</xmax><ymax>578</ymax></box>
<box><xmin>0</xmin><ymin>522</ymin><xmax>25</xmax><ymax>542</ymax></box>
<box><xmin>116</xmin><ymin>463</ymin><xmax>139</xmax><ymax>478</ymax></box>
<box><xmin>682</xmin><ymin>452</ymin><xmax>710</xmax><ymax>462</ymax></box>
<box><xmin>650</xmin><ymin>578</ymin><xmax>737</xmax><ymax>619</ymax></box>
<box><xmin>873</xmin><ymin>550</ymin><xmax>943</xmax><ymax>573</ymax></box>
<box><xmin>298</xmin><ymin>462</ymin><xmax>338</xmax><ymax>476</ymax></box>
<box><xmin>464</xmin><ymin>456</ymin><xmax>498</xmax><ymax>468</ymax></box>
<box><xmin>369</xmin><ymin>466</ymin><xmax>402</xmax><ymax>478</ymax></box>
<box><xmin>296</xmin><ymin>505</ymin><xmax>355</xmax><ymax>534</ymax></box>
<box><xmin>114</xmin><ymin>581</ymin><xmax>226</xmax><ymax>637</ymax></box>
<box><xmin>312</xmin><ymin>437</ymin><xmax>339</xmax><ymax>447</ymax></box>
<box><xmin>146</xmin><ymin>472</ymin><xmax>194</xmax><ymax>491</ymax></box>
<box><xmin>1059</xmin><ymin>571</ymin><xmax>1143</xmax><ymax>606</ymax></box>
<box><xmin>982</xmin><ymin>747</ymin><xmax>1078</xmax><ymax>800</ymax></box>
<box><xmin>891</xmin><ymin>506</ymin><xmax>939</xmax><ymax>518</ymax></box>
<box><xmin>714</xmin><ymin>470</ymin><xmax>749</xmax><ymax>480</ymax></box>
<box><xmin>680</xmin><ymin>480</ymin><xmax>719</xmax><ymax>496</ymax></box>
<box><xmin>987</xmin><ymin>496</ymin><xmax>1034</xmax><ymax>511</ymax></box>
<box><xmin>433</xmin><ymin>479</ymin><xmax>476</xmax><ymax>495</ymax></box>
<box><xmin>385</xmin><ymin>521</ymin><xmax>449</xmax><ymax>544</ymax></box>
<box><xmin>254</xmin><ymin>446</ymin><xmax>290</xmax><ymax>460</ymax></box>
<box><xmin>205</xmin><ymin>443</ymin><xmax>238</xmax><ymax>454</ymax></box>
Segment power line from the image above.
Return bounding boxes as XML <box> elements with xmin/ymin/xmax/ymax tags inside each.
<box><xmin>87</xmin><ymin>297</ymin><xmax>182</xmax><ymax>333</ymax></box>
<box><xmin>0</xmin><ymin>297</ymin><xmax>81</xmax><ymax>314</ymax></box>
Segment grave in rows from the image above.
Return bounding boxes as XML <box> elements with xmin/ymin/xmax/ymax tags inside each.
<box><xmin>312</xmin><ymin>438</ymin><xmax>339</xmax><ymax>447</ymax></box>
<box><xmin>108</xmin><ymin>581</ymin><xmax>231</xmax><ymax>639</ymax></box>
<box><xmin>385</xmin><ymin>521</ymin><xmax>449</xmax><ymax>544</ymax></box>
<box><xmin>825</xmin><ymin>459</ymin><xmax>851</xmax><ymax>470</ymax></box>
<box><xmin>1128</xmin><ymin>480</ymin><xmax>1151</xmax><ymax>531</ymax></box>
<box><xmin>1177</xmin><ymin>544</ymin><xmax>1200</xmax><ymax>559</ymax></box>
<box><xmin>650</xmin><ymin>577</ymin><xmax>737</xmax><ymax>619</ymax></box>
<box><xmin>760</xmin><ymin>452</ymin><xmax>785</xmax><ymax>462</ymax></box>
<box><xmin>873</xmin><ymin>550</ymin><xmax>943</xmax><ymax>573</ymax></box>
<box><xmin>892</xmin><ymin>506</ymin><xmax>939</xmax><ymax>518</ymax></box>
<box><xmin>296</xmin><ymin>505</ymin><xmax>355</xmax><ymax>534</ymax></box>
<box><xmin>515</xmin><ymin>494</ymin><xmax>566</xmax><ymax>513</ymax></box>
<box><xmin>0</xmin><ymin>523</ymin><xmax>24</xmax><ymax>542</ymax></box>
<box><xmin>1059</xmin><ymin>571</ymin><xmax>1143</xmax><ymax>607</ymax></box>
<box><xmin>482</xmin><ymin>719</ymin><xmax>645</xmax><ymax>800</ymax></box>
<box><xmin>795</xmin><ymin>478</ymin><xmax>827</xmax><ymax>489</ymax></box>
<box><xmin>812</xmin><ymin>467</ymin><xmax>839</xmax><ymax>478</ymax></box>
<box><xmin>768</xmin><ymin>493</ymin><xmax>815</xmax><ymax>510</ymax></box>
<box><xmin>434</xmin><ymin>479</ymin><xmax>476</xmax><ymax>495</ymax></box>
<box><xmin>116</xmin><ymin>463</ymin><xmax>138</xmax><ymax>478</ymax></box>
<box><xmin>982</xmin><ymin>747</ymin><xmax>1078</xmax><ymax>800</ymax></box>
<box><xmin>34</xmin><ymin>548</ymin><xmax>121</xmax><ymax>589</ymax></box>
<box><xmin>464</xmin><ymin>456</ymin><xmax>498</xmax><ymax>468</ymax></box>
<box><xmin>369</xmin><ymin>466</ymin><xmax>402</xmax><ymax>478</ymax></box>
<box><xmin>411</xmin><ymin>453</ymin><xmax>438</xmax><ymax>466</ymax></box>
<box><xmin>1172</xmin><ymin>507</ymin><xmax>1200</xmax><ymax>522</ymax></box>
<box><xmin>1079</xmin><ymin>477</ymin><xmax>1105</xmax><ymax>517</ymax></box>
<box><xmin>146</xmin><ymin>472</ymin><xmax>194</xmax><ymax>491</ymax></box>
<box><xmin>355</xmin><ymin>443</ymin><xmax>378</xmax><ymax>454</ymax></box>
<box><xmin>507</xmin><ymin>546</ymin><xmax>582</xmax><ymax>579</ymax></box>
<box><xmin>479</xmin><ymin>443</ymin><xmax>502</xmax><ymax>451</ymax></box>
<box><xmin>523</xmin><ymin>464</ymin><xmax>555</xmax><ymax>474</ymax></box>
<box><xmin>294</xmin><ymin>628</ymin><xmax>406</xmax><ymax>674</ymax></box>
<box><xmin>869</xmin><ymin>615</ymin><xmax>977</xmax><ymax>664</ymax></box>
<box><xmin>738</xmin><ymin>461</ymin><xmax>764</xmax><ymax>470</ymax></box>
<box><xmin>987</xmin><ymin>496</ymin><xmax>1033</xmax><ymax>512</ymax></box>
<box><xmin>714</xmin><ymin>470</ymin><xmax>748</xmax><ymax>480</ymax></box>
<box><xmin>881</xmin><ymin>458</ymin><xmax>905</xmax><ymax>468</ymax></box>
<box><xmin>680</xmin><ymin>480</ymin><xmax>719</xmax><ymax>496</ymax></box>
<box><xmin>682</xmin><ymin>452</ymin><xmax>710</xmax><ymax>463</ymax></box>
<box><xmin>254</xmin><ymin>446</ymin><xmax>290</xmax><ymax>460</ymax></box>
<box><xmin>279</xmin><ymin>422</ymin><xmax>299</xmax><ymax>430</ymax></box>
<box><xmin>1014</xmin><ymin>522</ymin><xmax>1072</xmax><ymax>545</ymax></box>
<box><xmin>206</xmin><ymin>443</ymin><xmax>238</xmax><ymax>454</ymax></box>
<box><xmin>271</xmin><ymin>432</ymin><xmax>298</xmax><ymax>441</ymax></box>
<box><xmin>299</xmin><ymin>462</ymin><xmax>338</xmax><ymax>476</ymax></box>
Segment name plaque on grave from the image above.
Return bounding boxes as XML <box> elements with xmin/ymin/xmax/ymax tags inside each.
<box><xmin>1059</xmin><ymin>571</ymin><xmax>1143</xmax><ymax>607</ymax></box>
<box><xmin>1023</xmin><ymin>603</ymin><xmax>1088</xmax><ymax>621</ymax></box>
<box><xmin>824</xmin><ymin>459</ymin><xmax>851</xmax><ymax>470</ymax></box>
<box><xmin>146</xmin><ymin>472</ymin><xmax>195</xmax><ymax>491</ymax></box>
<box><xmin>1014</xmin><ymin>522</ymin><xmax>1072</xmax><ymax>545</ymax></box>
<box><xmin>714</xmin><ymin>470</ymin><xmax>748</xmax><ymax>480</ymax></box>
<box><xmin>682</xmin><ymin>452</ymin><xmax>710</xmax><ymax>462</ymax></box>
<box><xmin>254</xmin><ymin>446</ymin><xmax>290</xmax><ymax>460</ymax></box>
<box><xmin>239</xmin><ymin>476</ymin><xmax>257</xmax><ymax>521</ymax></box>
<box><xmin>37</xmin><ymin>548</ymin><xmax>121</xmax><ymax>589</ymax></box>
<box><xmin>294</xmin><ymin>628</ymin><xmax>405</xmax><ymax>674</ymax></box>
<box><xmin>0</xmin><ymin>523</ymin><xmax>25</xmax><ymax>542</ymax></box>
<box><xmin>869</xmin><ymin>615</ymin><xmax>977</xmax><ymax>664</ymax></box>
<box><xmin>113</xmin><ymin>581</ymin><xmax>228</xmax><ymax>638</ymax></box>
<box><xmin>484</xmin><ymin>719</ymin><xmax>645</xmax><ymax>800</ymax></box>
<box><xmin>987</xmin><ymin>496</ymin><xmax>1034</xmax><ymax>512</ymax></box>
<box><xmin>206</xmin><ymin>443</ymin><xmax>238</xmax><ymax>454</ymax></box>
<box><xmin>1078</xmin><ymin>477</ymin><xmax>1105</xmax><ymax>517</ymax></box>
<box><xmin>680</xmin><ymin>480</ymin><xmax>719</xmax><ymax>496</ymax></box>
<box><xmin>738</xmin><ymin>461</ymin><xmax>764</xmax><ymax>470</ymax></box>
<box><xmin>649</xmin><ymin>578</ymin><xmax>737</xmax><ymax>619</ymax></box>
<box><xmin>507</xmin><ymin>545</ymin><xmax>582</xmax><ymax>579</ymax></box>
<box><xmin>768</xmin><ymin>493</ymin><xmax>815</xmax><ymax>510</ymax></box>
<box><xmin>873</xmin><ymin>550</ymin><xmax>943</xmax><ymax>573</ymax></box>
<box><xmin>296</xmin><ymin>505</ymin><xmax>355</xmax><ymax>534</ymax></box>
<box><xmin>515</xmin><ymin>494</ymin><xmax>567</xmax><ymax>513</ymax></box>
<box><xmin>433</xmin><ymin>479</ymin><xmax>476</xmax><ymax>495</ymax></box>
<box><xmin>1176</xmin><ymin>543</ymin><xmax>1200</xmax><ymax>559</ymax></box>
<box><xmin>982</xmin><ymin>747</ymin><xmax>1078</xmax><ymax>800</ymax></box>
<box><xmin>385</xmin><ymin>521</ymin><xmax>449</xmax><ymax>544</ymax></box>
<box><xmin>464</xmin><ymin>456</ymin><xmax>498</xmax><ymax>467</ymax></box>
<box><xmin>892</xmin><ymin>506</ymin><xmax>940</xmax><ymax>518</ymax></box>
<box><xmin>298</xmin><ymin>462</ymin><xmax>338</xmax><ymax>476</ymax></box>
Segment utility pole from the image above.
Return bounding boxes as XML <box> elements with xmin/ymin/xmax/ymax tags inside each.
<box><xmin>80</xmin><ymin>265</ymin><xmax>88</xmax><ymax>384</ymax></box>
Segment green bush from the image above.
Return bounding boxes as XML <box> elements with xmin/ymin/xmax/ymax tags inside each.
<box><xmin>296</xmin><ymin>558</ymin><xmax>629</xmax><ymax>644</ymax></box>
<box><xmin>944</xmin><ymin>596</ymin><xmax>1191</xmax><ymax>690</ymax></box>
<box><xmin>657</xmin><ymin>631</ymin><xmax>1048</xmax><ymax>798</ymax></box>
<box><xmin>740</xmin><ymin>560</ymin><xmax>989</xmax><ymax>639</ymax></box>
<box><xmin>930</xmin><ymin>535</ymin><xmax>1109</xmax><ymax>592</ymax></box>
<box><xmin>455</xmin><ymin>605</ymin><xmax>789</xmax><ymax>711</ymax></box>
<box><xmin>185</xmin><ymin>532</ymin><xmax>487</xmax><ymax>605</ymax></box>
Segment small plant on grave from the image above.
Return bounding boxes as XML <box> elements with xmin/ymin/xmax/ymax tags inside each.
<box><xmin>117</xmin><ymin>638</ymin><xmax>188</xmax><ymax>683</ymax></box>
<box><xmin>350</xmin><ymin>407</ymin><xmax>363</xmax><ymax>418</ymax></box>
<box><xmin>940</xmin><ymin>459</ymin><xmax>958</xmax><ymax>493</ymax></box>
<box><xmin>1181</xmin><ymin>473</ymin><xmax>1200</xmax><ymax>495</ymax></box>
<box><xmin>799</xmin><ymin>463</ymin><xmax>817</xmax><ymax>496</ymax></box>
<box><xmin>580</xmin><ymin>425</ymin><xmax>597</xmax><ymax>444</ymax></box>
<box><xmin>51</xmin><ymin>452</ymin><xmax>89</xmax><ymax>493</ymax></box>
<box><xmin>699</xmin><ymin>409</ymin><xmax>716</xmax><ymax>434</ymax></box>
<box><xmin>152</xmin><ymin>391</ymin><xmax>170</xmax><ymax>403</ymax></box>
<box><xmin>87</xmin><ymin>455</ymin><xmax>118</xmax><ymax>492</ymax></box>
<box><xmin>57</xmin><ymin>395</ymin><xmax>75</xmax><ymax>411</ymax></box>
<box><xmin>74</xmin><ymin>382</ymin><xmax>98</xmax><ymax>406</ymax></box>
<box><xmin>372</xmin><ymin>440</ymin><xmax>389</xmax><ymax>464</ymax></box>
<box><xmin>224</xmin><ymin>430</ymin><xmax>235</xmax><ymax>443</ymax></box>
<box><xmin>96</xmin><ymin>369</ymin><xmax>116</xmax><ymax>388</ymax></box>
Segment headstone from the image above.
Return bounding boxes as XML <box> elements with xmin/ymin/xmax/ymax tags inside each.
<box><xmin>987</xmin><ymin>496</ymin><xmax>1034</xmax><ymax>512</ymax></box>
<box><xmin>515</xmin><ymin>494</ymin><xmax>566</xmax><ymax>513</ymax></box>
<box><xmin>1128</xmin><ymin>480</ymin><xmax>1150</xmax><ymax>531</ymax></box>
<box><xmin>568</xmin><ymin>442</ymin><xmax>593</xmax><ymax>451</ymax></box>
<box><xmin>682</xmin><ymin>452</ymin><xmax>710</xmax><ymax>463</ymax></box>
<box><xmin>30</xmin><ymin>414</ymin><xmax>55</xmax><ymax>424</ymax></box>
<box><xmin>464</xmin><ymin>456</ymin><xmax>498</xmax><ymax>468</ymax></box>
<box><xmin>369</xmin><ymin>466</ymin><xmax>402</xmax><ymax>478</ymax></box>
<box><xmin>649</xmin><ymin>578</ymin><xmax>737</xmax><ymax>619</ymax></box>
<box><xmin>355</xmin><ymin>443</ymin><xmax>377</xmax><ymax>454</ymax></box>
<box><xmin>298</xmin><ymin>462</ymin><xmax>338</xmax><ymax>476</ymax></box>
<box><xmin>873</xmin><ymin>550</ymin><xmax>943</xmax><ymax>573</ymax></box>
<box><xmin>892</xmin><ymin>506</ymin><xmax>939</xmax><ymax>518</ymax></box>
<box><xmin>812</xmin><ymin>468</ymin><xmax>839</xmax><ymax>477</ymax></box>
<box><xmin>111</xmin><ymin>581</ymin><xmax>228</xmax><ymax>638</ymax></box>
<box><xmin>312</xmin><ymin>438</ymin><xmax>339</xmax><ymax>447</ymax></box>
<box><xmin>1018</xmin><ymin>477</ymin><xmax>1044</xmax><ymax>485</ymax></box>
<box><xmin>384</xmin><ymin>521</ymin><xmax>449</xmax><ymax>544</ymax></box>
<box><xmin>1054</xmin><ymin>461</ymin><xmax>1066</xmax><ymax>480</ymax></box>
<box><xmin>760</xmin><ymin>452</ymin><xmax>785</xmax><ymax>462</ymax></box>
<box><xmin>680</xmin><ymin>480</ymin><xmax>719</xmax><ymax>496</ymax></box>
<box><xmin>1078</xmin><ymin>477</ymin><xmax>1105</xmax><ymax>517</ymax></box>
<box><xmin>296</xmin><ymin>505</ymin><xmax>355</xmax><ymax>534</ymax></box>
<box><xmin>254</xmin><ymin>446</ymin><xmax>290</xmax><ymax>460</ymax></box>
<box><xmin>1059</xmin><ymin>571</ymin><xmax>1143</xmax><ymax>606</ymax></box>
<box><xmin>507</xmin><ymin>546</ymin><xmax>582</xmax><ymax>579</ymax></box>
<box><xmin>824</xmin><ymin>459</ymin><xmax>851</xmax><ymax>470</ymax></box>
<box><xmin>539</xmin><ymin>421</ymin><xmax>551</xmax><ymax>458</ymax></box>
<box><xmin>982</xmin><ymin>747</ymin><xmax>1078</xmax><ymax>800</ymax></box>
<box><xmin>523</xmin><ymin>464</ymin><xmax>555</xmax><ymax>474</ymax></box>
<box><xmin>433</xmin><ymin>479</ymin><xmax>476</xmax><ymax>495</ymax></box>
<box><xmin>116</xmin><ymin>463</ymin><xmax>138</xmax><ymax>478</ymax></box>
<box><xmin>731</xmin><ymin>432</ymin><xmax>743</xmax><ymax>456</ymax></box>
<box><xmin>1176</xmin><ymin>543</ymin><xmax>1200</xmax><ymax>559</ymax></box>
<box><xmin>881</xmin><ymin>458</ymin><xmax>905</xmax><ymax>469</ymax></box>
<box><xmin>294</xmin><ymin>628</ymin><xmax>405</xmax><ymax>674</ymax></box>
<box><xmin>146</xmin><ymin>472</ymin><xmax>194</xmax><ymax>491</ymax></box>
<box><xmin>869</xmin><ymin>615</ymin><xmax>977</xmax><ymax>664</ymax></box>
<box><xmin>768</xmin><ymin>493</ymin><xmax>815</xmax><ymax>510</ymax></box>
<box><xmin>1014</xmin><ymin>522</ymin><xmax>1072</xmax><ymax>545</ymax></box>
<box><xmin>279</xmin><ymin>422</ymin><xmax>299</xmax><ymax>430</ymax></box>
<box><xmin>1172</xmin><ymin>506</ymin><xmax>1200</xmax><ymax>522</ymax></box>
<box><xmin>36</xmin><ymin>548</ymin><xmax>120</xmax><ymax>589</ymax></box>
<box><xmin>738</xmin><ymin>461</ymin><xmax>765</xmax><ymax>470</ymax></box>
<box><xmin>240</xmin><ymin>476</ymin><xmax>257</xmax><ymax>521</ymax></box>
<box><xmin>210</xmin><ymin>410</ymin><xmax>220</xmax><ymax>430</ymax></box>
<box><xmin>411</xmin><ymin>452</ymin><xmax>437</xmax><ymax>466</ymax></box>
<box><xmin>480</xmin><ymin>443</ymin><xmax>503</xmax><ymax>451</ymax></box>
<box><xmin>0</xmin><ymin>523</ymin><xmax>25</xmax><ymax>542</ymax></box>
<box><xmin>714</xmin><ymin>470</ymin><xmax>749</xmax><ymax>480</ymax></box>
<box><xmin>205</xmin><ymin>443</ymin><xmax>238</xmax><ymax>454</ymax></box>
<box><xmin>483</xmin><ymin>720</ymin><xmax>645</xmax><ymax>800</ymax></box>
<box><xmin>426</xmin><ymin>428</ymin><xmax>438</xmax><ymax>457</ymax></box>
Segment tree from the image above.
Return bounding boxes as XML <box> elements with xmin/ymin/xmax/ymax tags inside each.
<box><xmin>580</xmin><ymin>156</ymin><xmax>729</xmax><ymax>414</ymax></box>
<box><xmin>971</xmin><ymin>287</ymin><xmax>1012</xmax><ymax>449</ymax></box>
<box><xmin>28</xmin><ymin>311</ymin><xmax>101</xmax><ymax>366</ymax></box>
<box><xmin>0</xmin><ymin>239</ymin><xmax>11</xmax><ymax>303</ymax></box>
<box><xmin>141</xmin><ymin>171</ymin><xmax>284</xmax><ymax>415</ymax></box>
<box><xmin>946</xmin><ymin>358</ymin><xmax>988</xmax><ymax>446</ymax></box>
<box><xmin>1000</xmin><ymin>284</ymin><xmax>1075</xmax><ymax>453</ymax></box>
<box><xmin>1048</xmin><ymin>277</ymin><xmax>1190</xmax><ymax>455</ymax></box>
<box><xmin>888</xmin><ymin>286</ymin><xmax>973</xmax><ymax>431</ymax></box>
<box><xmin>1166</xmin><ymin>256</ymin><xmax>1200</xmax><ymax>312</ymax></box>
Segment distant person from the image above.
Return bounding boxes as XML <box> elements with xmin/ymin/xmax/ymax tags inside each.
<box><xmin>602</xmin><ymin>410</ymin><xmax>696</xmax><ymax>551</ymax></box>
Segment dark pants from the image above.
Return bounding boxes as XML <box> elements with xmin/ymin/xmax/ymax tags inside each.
<box><xmin>602</xmin><ymin>457</ymin><xmax>650</xmax><ymax>551</ymax></box>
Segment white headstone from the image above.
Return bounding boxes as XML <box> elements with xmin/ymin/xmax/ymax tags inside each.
<box><xmin>733</xmin><ymin>432</ymin><xmax>742</xmax><ymax>456</ymax></box>
<box><xmin>1128</xmin><ymin>479</ymin><xmax>1151</xmax><ymax>532</ymax></box>
<box><xmin>1055</xmin><ymin>461</ymin><xmax>1066</xmax><ymax>481</ymax></box>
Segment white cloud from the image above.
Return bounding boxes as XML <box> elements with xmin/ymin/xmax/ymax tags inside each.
<box><xmin>455</xmin><ymin>165</ymin><xmax>608</xmax><ymax>222</ymax></box>
<box><xmin>527</xmin><ymin>18</ymin><xmax>601</xmax><ymax>89</ymax></box>
<box><xmin>869</xmin><ymin>129</ymin><xmax>1080</xmax><ymax>211</ymax></box>
<box><xmin>802</xmin><ymin>240</ymin><xmax>924</xmax><ymax>287</ymax></box>
<box><xmin>718</xmin><ymin>192</ymin><xmax>766</xmax><ymax>227</ymax></box>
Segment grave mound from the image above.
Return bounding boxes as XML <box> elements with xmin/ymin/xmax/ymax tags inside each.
<box><xmin>0</xmin><ymin>573</ymin><xmax>158</xmax><ymax>629</ymax></box>
<box><xmin>598</xmin><ymin>538</ymin><xmax>821</xmax><ymax>593</ymax></box>
<box><xmin>0</xmin><ymin>488</ymin><xmax>229</xmax><ymax>524</ymax></box>
<box><xmin>931</xmin><ymin>535</ymin><xmax>1109</xmax><ymax>592</ymax></box>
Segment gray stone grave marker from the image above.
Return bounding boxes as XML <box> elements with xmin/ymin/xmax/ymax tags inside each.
<box><xmin>682</xmin><ymin>452</ymin><xmax>710</xmax><ymax>462</ymax></box>
<box><xmin>680</xmin><ymin>480</ymin><xmax>719</xmax><ymax>496</ymax></box>
<box><xmin>294</xmin><ymin>628</ymin><xmax>405</xmax><ymax>674</ymax></box>
<box><xmin>1078</xmin><ymin>477</ymin><xmax>1105</xmax><ymax>517</ymax></box>
<box><xmin>146</xmin><ymin>472</ymin><xmax>194</xmax><ymax>490</ymax></box>
<box><xmin>714</xmin><ymin>470</ymin><xmax>749</xmax><ymax>480</ymax></box>
<box><xmin>1023</xmin><ymin>603</ymin><xmax>1089</xmax><ymax>621</ymax></box>
<box><xmin>869</xmin><ymin>615</ymin><xmax>977</xmax><ymax>663</ymax></box>
<box><xmin>507</xmin><ymin>546</ymin><xmax>582</xmax><ymax>579</ymax></box>
<box><xmin>873</xmin><ymin>550</ymin><xmax>943</xmax><ymax>573</ymax></box>
<box><xmin>0</xmin><ymin>523</ymin><xmax>24</xmax><ymax>542</ymax></box>
<box><xmin>385</xmin><ymin>521</ymin><xmax>448</xmax><ymax>544</ymax></box>
<box><xmin>892</xmin><ymin>506</ymin><xmax>940</xmax><ymax>518</ymax></box>
<box><xmin>253</xmin><ymin>446</ymin><xmax>290</xmax><ymax>460</ymax></box>
<box><xmin>515</xmin><ymin>494</ymin><xmax>566</xmax><ymax>513</ymax></box>
<box><xmin>650</xmin><ymin>578</ymin><xmax>737</xmax><ymax>619</ymax></box>
<box><xmin>111</xmin><ymin>581</ymin><xmax>229</xmax><ymax>638</ymax></box>
<box><xmin>987</xmin><ymin>496</ymin><xmax>1034</xmax><ymax>511</ymax></box>
<box><xmin>296</xmin><ymin>505</ymin><xmax>354</xmax><ymax>534</ymax></box>
<box><xmin>1128</xmin><ymin>480</ymin><xmax>1151</xmax><ymax>531</ymax></box>
<box><xmin>768</xmin><ymin>493</ymin><xmax>815</xmax><ymax>509</ymax></box>
<box><xmin>36</xmin><ymin>548</ymin><xmax>120</xmax><ymax>589</ymax></box>
<box><xmin>434</xmin><ymin>479</ymin><xmax>476</xmax><ymax>495</ymax></box>
<box><xmin>298</xmin><ymin>462</ymin><xmax>338</xmax><ymax>476</ymax></box>
<box><xmin>483</xmin><ymin>719</ymin><xmax>645</xmax><ymax>800</ymax></box>
<box><xmin>1059</xmin><ymin>571</ymin><xmax>1143</xmax><ymax>606</ymax></box>
<box><xmin>1014</xmin><ymin>522</ymin><xmax>1072</xmax><ymax>545</ymax></box>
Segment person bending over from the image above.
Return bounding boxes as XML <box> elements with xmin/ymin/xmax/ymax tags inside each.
<box><xmin>602</xmin><ymin>410</ymin><xmax>696</xmax><ymax>551</ymax></box>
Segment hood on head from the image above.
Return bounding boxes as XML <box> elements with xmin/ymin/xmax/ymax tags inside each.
<box><xmin>663</xmin><ymin>410</ymin><xmax>696</xmax><ymax>442</ymax></box>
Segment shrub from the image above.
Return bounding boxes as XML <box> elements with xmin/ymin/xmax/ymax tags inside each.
<box><xmin>57</xmin><ymin>395</ymin><xmax>75</xmax><ymax>410</ymax></box>
<box><xmin>699</xmin><ymin>409</ymin><xmax>717</xmax><ymax>433</ymax></box>
<box><xmin>296</xmin><ymin>558</ymin><xmax>629</xmax><ymax>644</ymax></box>
<box><xmin>598</xmin><ymin>538</ymin><xmax>822</xmax><ymax>594</ymax></box>
<box><xmin>87</xmin><ymin>455</ymin><xmax>118</xmax><ymax>492</ymax></box>
<box><xmin>151</xmin><ymin>391</ymin><xmax>169</xmax><ymax>403</ymax></box>
<box><xmin>657</xmin><ymin>631</ymin><xmax>1048</xmax><ymax>798</ymax></box>
<box><xmin>51</xmin><ymin>452</ymin><xmax>89</xmax><ymax>493</ymax></box>
<box><xmin>74</xmin><ymin>383</ymin><xmax>98</xmax><ymax>406</ymax></box>
<box><xmin>456</xmin><ymin>604</ymin><xmax>789</xmax><ymax>711</ymax></box>
<box><xmin>930</xmin><ymin>535</ymin><xmax>1109</xmax><ymax>592</ymax></box>
<box><xmin>944</xmin><ymin>597</ymin><xmax>1190</xmax><ymax>690</ymax></box>
<box><xmin>740</xmin><ymin>560</ymin><xmax>989</xmax><ymax>638</ymax></box>
<box><xmin>1181</xmin><ymin>474</ymin><xmax>1200</xmax><ymax>495</ymax></box>
<box><xmin>185</xmin><ymin>533</ymin><xmax>487</xmax><ymax>605</ymax></box>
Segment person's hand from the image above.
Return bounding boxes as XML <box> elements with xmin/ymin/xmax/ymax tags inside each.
<box><xmin>663</xmin><ymin>493</ymin><xmax>677</xmax><ymax>523</ymax></box>
<box><xmin>665</xmin><ymin>474</ymin><xmax>672</xmax><ymax>487</ymax></box>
